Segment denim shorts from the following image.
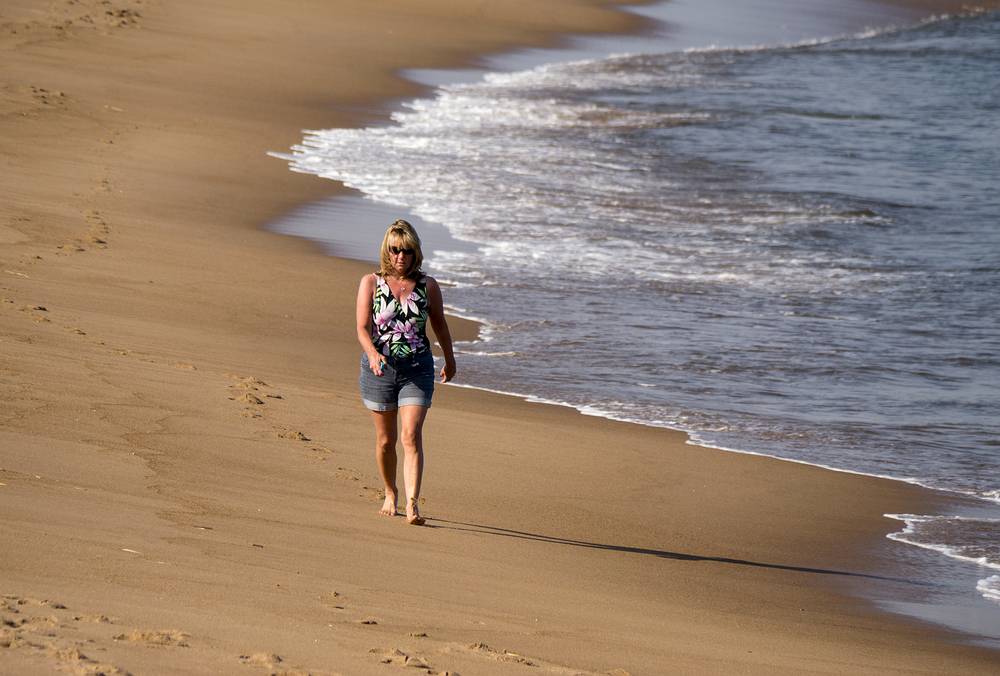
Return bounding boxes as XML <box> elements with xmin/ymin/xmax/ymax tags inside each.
<box><xmin>359</xmin><ymin>351</ymin><xmax>435</xmax><ymax>411</ymax></box>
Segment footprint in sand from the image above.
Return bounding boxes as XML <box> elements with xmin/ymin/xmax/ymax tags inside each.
<box><xmin>47</xmin><ymin>646</ymin><xmax>126</xmax><ymax>675</ymax></box>
<box><xmin>227</xmin><ymin>375</ymin><xmax>331</xmax><ymax>461</ymax></box>
<box><xmin>237</xmin><ymin>651</ymin><xmax>336</xmax><ymax>675</ymax></box>
<box><xmin>44</xmin><ymin>1</ymin><xmax>144</xmax><ymax>32</ymax></box>
<box><xmin>0</xmin><ymin>82</ymin><xmax>69</xmax><ymax>118</ymax></box>
<box><xmin>1</xmin><ymin>594</ymin><xmax>130</xmax><ymax>674</ymax></box>
<box><xmin>360</xmin><ymin>485</ymin><xmax>385</xmax><ymax>502</ymax></box>
<box><xmin>275</xmin><ymin>428</ymin><xmax>310</xmax><ymax>442</ymax></box>
<box><xmin>464</xmin><ymin>642</ymin><xmax>535</xmax><ymax>666</ymax></box>
<box><xmin>29</xmin><ymin>85</ymin><xmax>68</xmax><ymax>108</ymax></box>
<box><xmin>101</xmin><ymin>6</ymin><xmax>143</xmax><ymax>29</ymax></box>
<box><xmin>451</xmin><ymin>641</ymin><xmax>630</xmax><ymax>675</ymax></box>
<box><xmin>331</xmin><ymin>467</ymin><xmax>386</xmax><ymax>502</ymax></box>
<box><xmin>239</xmin><ymin>651</ymin><xmax>282</xmax><ymax>666</ymax></box>
<box><xmin>228</xmin><ymin>376</ymin><xmax>270</xmax><ymax>410</ymax></box>
<box><xmin>85</xmin><ymin>209</ymin><xmax>110</xmax><ymax>247</ymax></box>
<box><xmin>227</xmin><ymin>377</ymin><xmax>270</xmax><ymax>420</ymax></box>
<box><xmin>2</xmin><ymin>595</ymin><xmax>67</xmax><ymax>611</ymax></box>
<box><xmin>73</xmin><ymin>614</ymin><xmax>113</xmax><ymax>624</ymax></box>
<box><xmin>56</xmin><ymin>242</ymin><xmax>87</xmax><ymax>255</ymax></box>
<box><xmin>113</xmin><ymin>629</ymin><xmax>189</xmax><ymax>647</ymax></box>
<box><xmin>232</xmin><ymin>375</ymin><xmax>269</xmax><ymax>390</ymax></box>
<box><xmin>17</xmin><ymin>304</ymin><xmax>51</xmax><ymax>323</ymax></box>
<box><xmin>309</xmin><ymin>445</ymin><xmax>334</xmax><ymax>461</ymax></box>
<box><xmin>375</xmin><ymin>647</ymin><xmax>432</xmax><ymax>670</ymax></box>
<box><xmin>334</xmin><ymin>467</ymin><xmax>361</xmax><ymax>483</ymax></box>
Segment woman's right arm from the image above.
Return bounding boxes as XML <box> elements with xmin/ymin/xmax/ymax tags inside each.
<box><xmin>356</xmin><ymin>273</ymin><xmax>385</xmax><ymax>376</ymax></box>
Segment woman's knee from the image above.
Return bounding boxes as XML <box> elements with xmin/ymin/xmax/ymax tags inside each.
<box><xmin>399</xmin><ymin>426</ymin><xmax>422</xmax><ymax>452</ymax></box>
<box><xmin>375</xmin><ymin>432</ymin><xmax>397</xmax><ymax>454</ymax></box>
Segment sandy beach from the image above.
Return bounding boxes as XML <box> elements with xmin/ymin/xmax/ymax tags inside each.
<box><xmin>2</xmin><ymin>0</ymin><xmax>999</xmax><ymax>673</ymax></box>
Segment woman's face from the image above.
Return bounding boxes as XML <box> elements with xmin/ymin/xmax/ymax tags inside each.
<box><xmin>388</xmin><ymin>238</ymin><xmax>413</xmax><ymax>275</ymax></box>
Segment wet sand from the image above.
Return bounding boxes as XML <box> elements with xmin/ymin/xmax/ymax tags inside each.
<box><xmin>2</xmin><ymin>0</ymin><xmax>998</xmax><ymax>673</ymax></box>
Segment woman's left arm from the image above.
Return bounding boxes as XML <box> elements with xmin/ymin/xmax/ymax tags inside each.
<box><xmin>426</xmin><ymin>277</ymin><xmax>456</xmax><ymax>383</ymax></box>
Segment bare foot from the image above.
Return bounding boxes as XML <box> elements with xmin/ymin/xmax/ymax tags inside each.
<box><xmin>379</xmin><ymin>489</ymin><xmax>398</xmax><ymax>517</ymax></box>
<box><xmin>405</xmin><ymin>498</ymin><xmax>425</xmax><ymax>526</ymax></box>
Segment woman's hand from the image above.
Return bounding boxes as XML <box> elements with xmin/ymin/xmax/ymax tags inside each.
<box><xmin>440</xmin><ymin>358</ymin><xmax>456</xmax><ymax>383</ymax></box>
<box><xmin>368</xmin><ymin>351</ymin><xmax>387</xmax><ymax>377</ymax></box>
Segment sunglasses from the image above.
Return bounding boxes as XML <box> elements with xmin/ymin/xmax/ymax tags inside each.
<box><xmin>389</xmin><ymin>246</ymin><xmax>415</xmax><ymax>256</ymax></box>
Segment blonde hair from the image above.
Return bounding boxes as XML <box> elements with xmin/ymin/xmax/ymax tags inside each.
<box><xmin>378</xmin><ymin>219</ymin><xmax>424</xmax><ymax>279</ymax></box>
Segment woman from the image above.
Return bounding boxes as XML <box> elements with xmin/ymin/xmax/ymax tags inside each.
<box><xmin>356</xmin><ymin>219</ymin><xmax>456</xmax><ymax>525</ymax></box>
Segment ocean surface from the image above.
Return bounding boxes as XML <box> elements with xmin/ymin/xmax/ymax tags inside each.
<box><xmin>273</xmin><ymin>8</ymin><xmax>1000</xmax><ymax>639</ymax></box>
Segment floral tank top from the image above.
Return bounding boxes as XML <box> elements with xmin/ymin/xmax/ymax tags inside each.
<box><xmin>370</xmin><ymin>274</ymin><xmax>429</xmax><ymax>358</ymax></box>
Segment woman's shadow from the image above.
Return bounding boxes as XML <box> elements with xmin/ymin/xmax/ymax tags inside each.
<box><xmin>426</xmin><ymin>517</ymin><xmax>922</xmax><ymax>585</ymax></box>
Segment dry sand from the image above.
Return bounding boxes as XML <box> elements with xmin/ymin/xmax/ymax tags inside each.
<box><xmin>2</xmin><ymin>0</ymin><xmax>998</xmax><ymax>673</ymax></box>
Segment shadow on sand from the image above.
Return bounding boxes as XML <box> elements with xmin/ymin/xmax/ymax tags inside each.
<box><xmin>426</xmin><ymin>517</ymin><xmax>924</xmax><ymax>585</ymax></box>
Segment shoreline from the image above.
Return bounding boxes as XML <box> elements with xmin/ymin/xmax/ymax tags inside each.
<box><xmin>269</xmin><ymin>0</ymin><xmax>1000</xmax><ymax>622</ymax></box>
<box><xmin>2</xmin><ymin>0</ymin><xmax>999</xmax><ymax>673</ymax></box>
<box><xmin>269</xmin><ymin>0</ymin><xmax>1000</xmax><ymax>651</ymax></box>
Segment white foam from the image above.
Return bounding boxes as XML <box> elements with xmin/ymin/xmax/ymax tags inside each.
<box><xmin>978</xmin><ymin>575</ymin><xmax>1000</xmax><ymax>603</ymax></box>
<box><xmin>884</xmin><ymin>514</ymin><xmax>1000</xmax><ymax>588</ymax></box>
<box><xmin>453</xmin><ymin>349</ymin><xmax>518</xmax><ymax>357</ymax></box>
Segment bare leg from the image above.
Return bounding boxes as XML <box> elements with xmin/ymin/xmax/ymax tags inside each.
<box><xmin>398</xmin><ymin>405</ymin><xmax>429</xmax><ymax>525</ymax></box>
<box><xmin>370</xmin><ymin>410</ymin><xmax>399</xmax><ymax>516</ymax></box>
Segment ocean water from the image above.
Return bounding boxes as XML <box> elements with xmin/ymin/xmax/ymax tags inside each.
<box><xmin>274</xmin><ymin>10</ymin><xmax>1000</xmax><ymax>636</ymax></box>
